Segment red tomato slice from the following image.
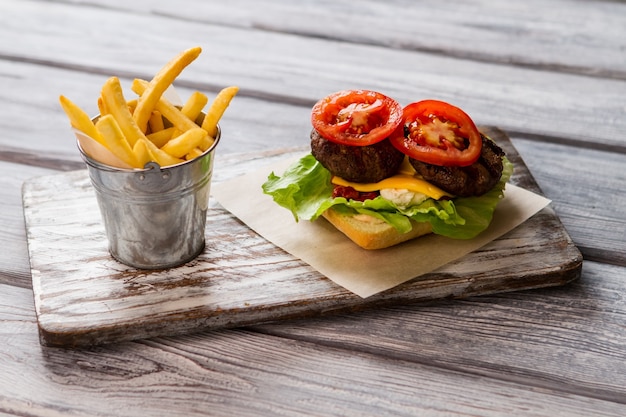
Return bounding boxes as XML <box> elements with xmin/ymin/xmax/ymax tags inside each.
<box><xmin>390</xmin><ymin>100</ymin><xmax>482</xmax><ymax>167</ymax></box>
<box><xmin>311</xmin><ymin>90</ymin><xmax>403</xmax><ymax>146</ymax></box>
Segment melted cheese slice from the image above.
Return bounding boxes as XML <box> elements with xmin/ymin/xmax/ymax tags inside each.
<box><xmin>331</xmin><ymin>175</ymin><xmax>451</xmax><ymax>200</ymax></box>
<box><xmin>331</xmin><ymin>157</ymin><xmax>453</xmax><ymax>200</ymax></box>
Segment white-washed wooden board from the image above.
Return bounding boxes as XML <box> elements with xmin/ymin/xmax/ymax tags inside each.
<box><xmin>22</xmin><ymin>128</ymin><xmax>581</xmax><ymax>347</ymax></box>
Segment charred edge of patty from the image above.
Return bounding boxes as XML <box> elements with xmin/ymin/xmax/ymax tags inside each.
<box><xmin>408</xmin><ymin>135</ymin><xmax>506</xmax><ymax>197</ymax></box>
<box><xmin>310</xmin><ymin>129</ymin><xmax>405</xmax><ymax>183</ymax></box>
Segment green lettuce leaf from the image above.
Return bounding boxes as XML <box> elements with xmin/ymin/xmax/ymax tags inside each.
<box><xmin>262</xmin><ymin>152</ymin><xmax>513</xmax><ymax>240</ymax></box>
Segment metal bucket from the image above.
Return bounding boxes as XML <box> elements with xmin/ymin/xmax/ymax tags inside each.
<box><xmin>78</xmin><ymin>127</ymin><xmax>220</xmax><ymax>269</ymax></box>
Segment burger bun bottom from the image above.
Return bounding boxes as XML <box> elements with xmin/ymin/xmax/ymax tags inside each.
<box><xmin>322</xmin><ymin>208</ymin><xmax>433</xmax><ymax>250</ymax></box>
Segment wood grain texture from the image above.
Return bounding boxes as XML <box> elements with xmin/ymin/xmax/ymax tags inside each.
<box><xmin>0</xmin><ymin>161</ymin><xmax>58</xmax><ymax>289</ymax></box>
<box><xmin>23</xmin><ymin>128</ymin><xmax>581</xmax><ymax>347</ymax></box>
<box><xmin>251</xmin><ymin>260</ymin><xmax>626</xmax><ymax>405</ymax></box>
<box><xmin>1</xmin><ymin>262</ymin><xmax>625</xmax><ymax>416</ymax></box>
<box><xmin>2</xmin><ymin>0</ymin><xmax>626</xmax><ymax>151</ymax></box>
<box><xmin>84</xmin><ymin>0</ymin><xmax>626</xmax><ymax>79</ymax></box>
<box><xmin>514</xmin><ymin>138</ymin><xmax>626</xmax><ymax>266</ymax></box>
<box><xmin>2</xmin><ymin>326</ymin><xmax>624</xmax><ymax>417</ymax></box>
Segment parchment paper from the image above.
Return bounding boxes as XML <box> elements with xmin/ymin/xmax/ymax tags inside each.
<box><xmin>211</xmin><ymin>155</ymin><xmax>551</xmax><ymax>298</ymax></box>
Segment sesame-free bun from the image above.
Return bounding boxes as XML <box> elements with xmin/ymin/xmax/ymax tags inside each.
<box><xmin>322</xmin><ymin>208</ymin><xmax>433</xmax><ymax>250</ymax></box>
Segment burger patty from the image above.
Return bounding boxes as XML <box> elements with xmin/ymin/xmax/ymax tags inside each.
<box><xmin>310</xmin><ymin>129</ymin><xmax>404</xmax><ymax>183</ymax></box>
<box><xmin>409</xmin><ymin>135</ymin><xmax>505</xmax><ymax>197</ymax></box>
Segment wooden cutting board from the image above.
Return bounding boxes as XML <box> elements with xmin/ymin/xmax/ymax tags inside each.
<box><xmin>22</xmin><ymin>127</ymin><xmax>582</xmax><ymax>348</ymax></box>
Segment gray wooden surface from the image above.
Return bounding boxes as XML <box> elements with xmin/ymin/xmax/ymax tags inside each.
<box><xmin>1</xmin><ymin>0</ymin><xmax>625</xmax><ymax>415</ymax></box>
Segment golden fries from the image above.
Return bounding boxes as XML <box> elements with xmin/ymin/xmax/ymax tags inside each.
<box><xmin>95</xmin><ymin>115</ymin><xmax>140</xmax><ymax>168</ymax></box>
<box><xmin>184</xmin><ymin>147</ymin><xmax>204</xmax><ymax>161</ymax></box>
<box><xmin>59</xmin><ymin>95</ymin><xmax>105</xmax><ymax>147</ymax></box>
<box><xmin>180</xmin><ymin>91</ymin><xmax>208</xmax><ymax>121</ymax></box>
<box><xmin>133</xmin><ymin>46</ymin><xmax>202</xmax><ymax>133</ymax></box>
<box><xmin>58</xmin><ymin>47</ymin><xmax>238</xmax><ymax>169</ymax></box>
<box><xmin>100</xmin><ymin>77</ymin><xmax>146</xmax><ymax>147</ymax></box>
<box><xmin>161</xmin><ymin>128</ymin><xmax>208</xmax><ymax>158</ymax></box>
<box><xmin>131</xmin><ymin>78</ymin><xmax>200</xmax><ymax>133</ymax></box>
<box><xmin>148</xmin><ymin>110</ymin><xmax>165</xmax><ymax>133</ymax></box>
<box><xmin>202</xmin><ymin>86</ymin><xmax>239</xmax><ymax>138</ymax></box>
<box><xmin>136</xmin><ymin>138</ymin><xmax>184</xmax><ymax>167</ymax></box>
<box><xmin>133</xmin><ymin>137</ymin><xmax>152</xmax><ymax>167</ymax></box>
<box><xmin>147</xmin><ymin>126</ymin><xmax>176</xmax><ymax>148</ymax></box>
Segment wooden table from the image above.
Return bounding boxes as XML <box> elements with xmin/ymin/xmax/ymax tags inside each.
<box><xmin>2</xmin><ymin>0</ymin><xmax>625</xmax><ymax>415</ymax></box>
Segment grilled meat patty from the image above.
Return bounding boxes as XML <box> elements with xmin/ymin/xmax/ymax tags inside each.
<box><xmin>409</xmin><ymin>135</ymin><xmax>505</xmax><ymax>197</ymax></box>
<box><xmin>310</xmin><ymin>129</ymin><xmax>404</xmax><ymax>183</ymax></box>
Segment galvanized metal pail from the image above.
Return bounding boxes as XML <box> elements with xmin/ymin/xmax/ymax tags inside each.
<box><xmin>78</xmin><ymin>128</ymin><xmax>220</xmax><ymax>269</ymax></box>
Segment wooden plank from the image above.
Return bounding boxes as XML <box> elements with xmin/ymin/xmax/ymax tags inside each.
<box><xmin>513</xmin><ymin>137</ymin><xmax>626</xmax><ymax>266</ymax></box>
<box><xmin>0</xmin><ymin>267</ymin><xmax>625</xmax><ymax>416</ymax></box>
<box><xmin>85</xmin><ymin>0</ymin><xmax>626</xmax><ymax>79</ymax></box>
<box><xmin>2</xmin><ymin>1</ymin><xmax>625</xmax><ymax>150</ymax></box>
<box><xmin>22</xmin><ymin>128</ymin><xmax>581</xmax><ymax>347</ymax></box>
<box><xmin>0</xmin><ymin>161</ymin><xmax>58</xmax><ymax>289</ymax></box>
<box><xmin>250</xmin><ymin>260</ymin><xmax>626</xmax><ymax>405</ymax></box>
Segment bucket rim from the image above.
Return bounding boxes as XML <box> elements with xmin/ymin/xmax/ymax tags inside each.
<box><xmin>77</xmin><ymin>123</ymin><xmax>221</xmax><ymax>173</ymax></box>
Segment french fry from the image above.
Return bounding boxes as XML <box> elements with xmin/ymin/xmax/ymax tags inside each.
<box><xmin>127</xmin><ymin>99</ymin><xmax>138</xmax><ymax>115</ymax></box>
<box><xmin>135</xmin><ymin>137</ymin><xmax>184</xmax><ymax>167</ymax></box>
<box><xmin>184</xmin><ymin>147</ymin><xmax>204</xmax><ymax>161</ymax></box>
<box><xmin>60</xmin><ymin>47</ymin><xmax>238</xmax><ymax>169</ymax></box>
<box><xmin>146</xmin><ymin>126</ymin><xmax>176</xmax><ymax>148</ymax></box>
<box><xmin>201</xmin><ymin>86</ymin><xmax>239</xmax><ymax>138</ymax></box>
<box><xmin>95</xmin><ymin>115</ymin><xmax>140</xmax><ymax>168</ymax></box>
<box><xmin>156</xmin><ymin>95</ymin><xmax>202</xmax><ymax>133</ymax></box>
<box><xmin>97</xmin><ymin>96</ymin><xmax>107</xmax><ymax>117</ymax></box>
<box><xmin>161</xmin><ymin>128</ymin><xmax>208</xmax><ymax>158</ymax></box>
<box><xmin>133</xmin><ymin>46</ymin><xmax>202</xmax><ymax>132</ymax></box>
<box><xmin>169</xmin><ymin>91</ymin><xmax>208</xmax><ymax>137</ymax></box>
<box><xmin>197</xmin><ymin>134</ymin><xmax>215</xmax><ymax>151</ymax></box>
<box><xmin>132</xmin><ymin>138</ymin><xmax>152</xmax><ymax>168</ymax></box>
<box><xmin>148</xmin><ymin>110</ymin><xmax>165</xmax><ymax>133</ymax></box>
<box><xmin>59</xmin><ymin>95</ymin><xmax>104</xmax><ymax>146</ymax></box>
<box><xmin>180</xmin><ymin>91</ymin><xmax>208</xmax><ymax>120</ymax></box>
<box><xmin>100</xmin><ymin>77</ymin><xmax>147</xmax><ymax>147</ymax></box>
<box><xmin>131</xmin><ymin>78</ymin><xmax>200</xmax><ymax>133</ymax></box>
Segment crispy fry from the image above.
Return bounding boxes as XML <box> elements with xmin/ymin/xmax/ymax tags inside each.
<box><xmin>60</xmin><ymin>47</ymin><xmax>237</xmax><ymax>169</ymax></box>
<box><xmin>181</xmin><ymin>91</ymin><xmax>208</xmax><ymax>120</ymax></box>
<box><xmin>135</xmin><ymin>137</ymin><xmax>184</xmax><ymax>167</ymax></box>
<box><xmin>184</xmin><ymin>147</ymin><xmax>205</xmax><ymax>161</ymax></box>
<box><xmin>95</xmin><ymin>115</ymin><xmax>140</xmax><ymax>168</ymax></box>
<box><xmin>170</xmin><ymin>91</ymin><xmax>208</xmax><ymax>137</ymax></box>
<box><xmin>161</xmin><ymin>128</ymin><xmax>208</xmax><ymax>158</ymax></box>
<box><xmin>148</xmin><ymin>110</ymin><xmax>165</xmax><ymax>133</ymax></box>
<box><xmin>127</xmin><ymin>99</ymin><xmax>138</xmax><ymax>115</ymax></box>
<box><xmin>132</xmin><ymin>138</ymin><xmax>152</xmax><ymax>168</ymax></box>
<box><xmin>201</xmin><ymin>86</ymin><xmax>239</xmax><ymax>137</ymax></box>
<box><xmin>59</xmin><ymin>95</ymin><xmax>104</xmax><ymax>145</ymax></box>
<box><xmin>133</xmin><ymin>46</ymin><xmax>202</xmax><ymax>132</ymax></box>
<box><xmin>198</xmin><ymin>135</ymin><xmax>215</xmax><ymax>151</ymax></box>
<box><xmin>97</xmin><ymin>96</ymin><xmax>107</xmax><ymax>116</ymax></box>
<box><xmin>100</xmin><ymin>77</ymin><xmax>147</xmax><ymax>147</ymax></box>
<box><xmin>146</xmin><ymin>126</ymin><xmax>176</xmax><ymax>148</ymax></box>
<box><xmin>132</xmin><ymin>78</ymin><xmax>200</xmax><ymax>133</ymax></box>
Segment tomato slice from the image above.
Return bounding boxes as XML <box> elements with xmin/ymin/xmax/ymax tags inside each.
<box><xmin>390</xmin><ymin>100</ymin><xmax>482</xmax><ymax>167</ymax></box>
<box><xmin>311</xmin><ymin>90</ymin><xmax>403</xmax><ymax>146</ymax></box>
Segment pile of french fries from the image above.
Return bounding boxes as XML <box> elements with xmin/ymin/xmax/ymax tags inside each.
<box><xmin>59</xmin><ymin>46</ymin><xmax>238</xmax><ymax>168</ymax></box>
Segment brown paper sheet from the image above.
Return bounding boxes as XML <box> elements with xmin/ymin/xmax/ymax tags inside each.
<box><xmin>211</xmin><ymin>155</ymin><xmax>551</xmax><ymax>298</ymax></box>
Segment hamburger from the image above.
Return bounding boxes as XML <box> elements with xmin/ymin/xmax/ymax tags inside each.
<box><xmin>263</xmin><ymin>89</ymin><xmax>512</xmax><ymax>249</ymax></box>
